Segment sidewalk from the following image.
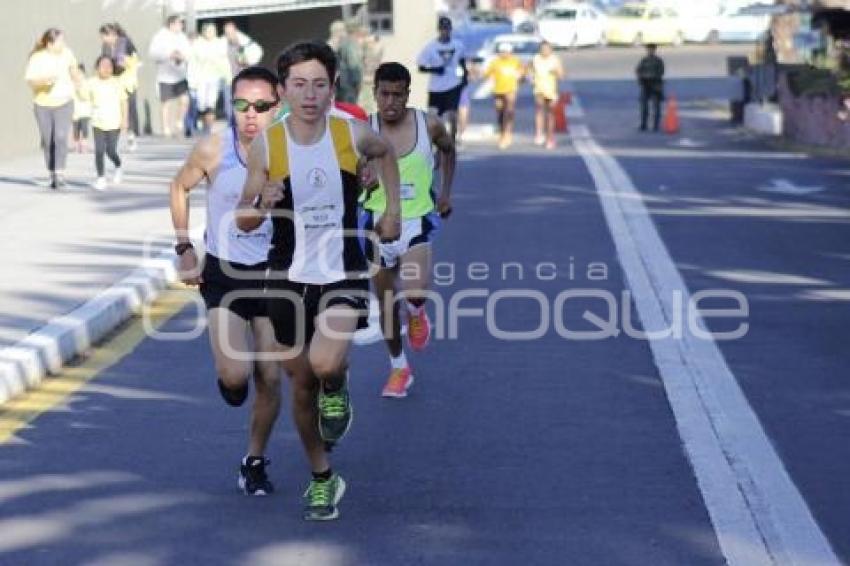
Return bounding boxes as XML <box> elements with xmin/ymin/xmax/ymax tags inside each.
<box><xmin>0</xmin><ymin>136</ymin><xmax>204</xmax><ymax>401</ymax></box>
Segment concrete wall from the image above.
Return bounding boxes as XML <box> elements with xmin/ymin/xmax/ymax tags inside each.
<box><xmin>2</xmin><ymin>1</ymin><xmax>164</xmax><ymax>158</ymax></box>
<box><xmin>380</xmin><ymin>0</ymin><xmax>439</xmax><ymax>107</ymax></box>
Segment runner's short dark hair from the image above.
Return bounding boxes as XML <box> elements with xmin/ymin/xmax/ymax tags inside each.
<box><xmin>231</xmin><ymin>66</ymin><xmax>279</xmax><ymax>97</ymax></box>
<box><xmin>276</xmin><ymin>41</ymin><xmax>337</xmax><ymax>85</ymax></box>
<box><xmin>374</xmin><ymin>62</ymin><xmax>411</xmax><ymax>89</ymax></box>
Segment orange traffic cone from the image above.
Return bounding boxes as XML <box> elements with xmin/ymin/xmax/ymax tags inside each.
<box><xmin>663</xmin><ymin>94</ymin><xmax>680</xmax><ymax>134</ymax></box>
<box><xmin>554</xmin><ymin>92</ymin><xmax>571</xmax><ymax>133</ymax></box>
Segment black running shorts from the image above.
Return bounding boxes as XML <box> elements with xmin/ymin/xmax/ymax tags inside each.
<box><xmin>265</xmin><ymin>278</ymin><xmax>370</xmax><ymax>349</ymax></box>
<box><xmin>199</xmin><ymin>254</ymin><xmax>268</xmax><ymax>321</ymax></box>
<box><xmin>159</xmin><ymin>80</ymin><xmax>189</xmax><ymax>102</ymax></box>
<box><xmin>428</xmin><ymin>84</ymin><xmax>464</xmax><ymax>116</ymax></box>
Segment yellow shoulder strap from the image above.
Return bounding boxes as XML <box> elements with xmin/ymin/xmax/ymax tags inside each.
<box><xmin>329</xmin><ymin>117</ymin><xmax>358</xmax><ymax>176</ymax></box>
<box><xmin>266</xmin><ymin>121</ymin><xmax>289</xmax><ymax>182</ymax></box>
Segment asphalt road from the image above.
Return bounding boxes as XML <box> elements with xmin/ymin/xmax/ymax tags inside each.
<box><xmin>1</xmin><ymin>46</ymin><xmax>847</xmax><ymax>566</ymax></box>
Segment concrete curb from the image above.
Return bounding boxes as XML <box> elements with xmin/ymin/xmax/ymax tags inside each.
<box><xmin>0</xmin><ymin>250</ymin><xmax>179</xmax><ymax>405</ymax></box>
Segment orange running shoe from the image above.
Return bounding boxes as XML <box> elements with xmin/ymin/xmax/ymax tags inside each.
<box><xmin>382</xmin><ymin>367</ymin><xmax>414</xmax><ymax>398</ymax></box>
<box><xmin>407</xmin><ymin>306</ymin><xmax>431</xmax><ymax>351</ymax></box>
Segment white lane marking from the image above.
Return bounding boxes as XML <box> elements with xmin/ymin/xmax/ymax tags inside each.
<box><xmin>673</xmin><ymin>137</ymin><xmax>706</xmax><ymax>148</ymax></box>
<box><xmin>572</xmin><ymin>120</ymin><xmax>839</xmax><ymax>565</ymax></box>
<box><xmin>759</xmin><ymin>179</ymin><xmax>825</xmax><ymax>196</ymax></box>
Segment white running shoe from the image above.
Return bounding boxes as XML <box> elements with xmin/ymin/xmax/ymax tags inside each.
<box><xmin>92</xmin><ymin>177</ymin><xmax>107</xmax><ymax>191</ymax></box>
<box><xmin>112</xmin><ymin>168</ymin><xmax>123</xmax><ymax>185</ymax></box>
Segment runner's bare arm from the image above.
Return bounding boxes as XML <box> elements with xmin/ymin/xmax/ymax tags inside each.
<box><xmin>169</xmin><ymin>135</ymin><xmax>218</xmax><ymax>285</ymax></box>
<box><xmin>427</xmin><ymin>114</ymin><xmax>456</xmax><ymax>218</ymax></box>
<box><xmin>235</xmin><ymin>135</ymin><xmax>277</xmax><ymax>232</ymax></box>
<box><xmin>170</xmin><ymin>134</ymin><xmax>219</xmax><ymax>244</ymax></box>
<box><xmin>351</xmin><ymin>121</ymin><xmax>401</xmax><ymax>241</ymax></box>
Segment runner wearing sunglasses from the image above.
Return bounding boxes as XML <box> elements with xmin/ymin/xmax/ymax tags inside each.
<box><xmin>169</xmin><ymin>66</ymin><xmax>283</xmax><ymax>496</ymax></box>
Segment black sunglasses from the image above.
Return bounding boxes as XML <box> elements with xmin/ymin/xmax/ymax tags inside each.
<box><xmin>232</xmin><ymin>98</ymin><xmax>278</xmax><ymax>113</ymax></box>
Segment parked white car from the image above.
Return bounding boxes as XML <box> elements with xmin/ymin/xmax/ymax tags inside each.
<box><xmin>715</xmin><ymin>4</ymin><xmax>784</xmax><ymax>43</ymax></box>
<box><xmin>537</xmin><ymin>2</ymin><xmax>608</xmax><ymax>48</ymax></box>
<box><xmin>681</xmin><ymin>2</ymin><xmax>786</xmax><ymax>43</ymax></box>
<box><xmin>678</xmin><ymin>1</ymin><xmax>724</xmax><ymax>43</ymax></box>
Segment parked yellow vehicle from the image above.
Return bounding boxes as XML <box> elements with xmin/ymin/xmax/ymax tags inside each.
<box><xmin>605</xmin><ymin>4</ymin><xmax>684</xmax><ymax>46</ymax></box>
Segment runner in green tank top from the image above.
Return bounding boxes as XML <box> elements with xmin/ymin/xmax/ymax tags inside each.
<box><xmin>361</xmin><ymin>62</ymin><xmax>455</xmax><ymax>398</ymax></box>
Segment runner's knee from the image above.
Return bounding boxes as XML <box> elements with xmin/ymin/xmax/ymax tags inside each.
<box><xmin>310</xmin><ymin>355</ymin><xmax>345</xmax><ymax>381</ymax></box>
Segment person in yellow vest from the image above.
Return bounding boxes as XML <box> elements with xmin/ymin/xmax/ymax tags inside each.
<box><xmin>483</xmin><ymin>42</ymin><xmax>525</xmax><ymax>149</ymax></box>
<box><xmin>236</xmin><ymin>41</ymin><xmax>401</xmax><ymax>521</ymax></box>
<box><xmin>81</xmin><ymin>55</ymin><xmax>128</xmax><ymax>191</ymax></box>
<box><xmin>24</xmin><ymin>28</ymin><xmax>82</xmax><ymax>189</ymax></box>
<box><xmin>531</xmin><ymin>40</ymin><xmax>564</xmax><ymax>149</ymax></box>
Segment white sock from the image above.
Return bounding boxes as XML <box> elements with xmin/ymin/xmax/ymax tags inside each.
<box><xmin>390</xmin><ymin>352</ymin><xmax>408</xmax><ymax>370</ymax></box>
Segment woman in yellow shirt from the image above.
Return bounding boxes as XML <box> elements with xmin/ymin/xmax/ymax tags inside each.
<box><xmin>483</xmin><ymin>43</ymin><xmax>524</xmax><ymax>149</ymax></box>
<box><xmin>83</xmin><ymin>55</ymin><xmax>128</xmax><ymax>191</ymax></box>
<box><xmin>532</xmin><ymin>41</ymin><xmax>564</xmax><ymax>149</ymax></box>
<box><xmin>24</xmin><ymin>28</ymin><xmax>81</xmax><ymax>189</ymax></box>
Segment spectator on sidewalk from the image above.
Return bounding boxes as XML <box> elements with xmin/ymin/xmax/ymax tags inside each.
<box><xmin>328</xmin><ymin>20</ymin><xmax>363</xmax><ymax>103</ymax></box>
<box><xmin>222</xmin><ymin>21</ymin><xmax>263</xmax><ymax>121</ymax></box>
<box><xmin>80</xmin><ymin>55</ymin><xmax>128</xmax><ymax>191</ymax></box>
<box><xmin>357</xmin><ymin>30</ymin><xmax>384</xmax><ymax>113</ymax></box>
<box><xmin>148</xmin><ymin>15</ymin><xmax>191</xmax><ymax>137</ymax></box>
<box><xmin>25</xmin><ymin>28</ymin><xmax>82</xmax><ymax>189</ymax></box>
<box><xmin>192</xmin><ymin>22</ymin><xmax>229</xmax><ymax>134</ymax></box>
<box><xmin>185</xmin><ymin>32</ymin><xmax>201</xmax><ymax>137</ymax></box>
<box><xmin>100</xmin><ymin>22</ymin><xmax>141</xmax><ymax>151</ymax></box>
<box><xmin>636</xmin><ymin>43</ymin><xmax>665</xmax><ymax>132</ymax></box>
<box><xmin>72</xmin><ymin>63</ymin><xmax>92</xmax><ymax>154</ymax></box>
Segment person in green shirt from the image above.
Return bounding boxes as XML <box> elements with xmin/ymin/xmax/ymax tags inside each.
<box><xmin>360</xmin><ymin>62</ymin><xmax>455</xmax><ymax>398</ymax></box>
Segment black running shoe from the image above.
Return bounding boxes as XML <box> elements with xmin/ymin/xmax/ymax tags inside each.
<box><xmin>218</xmin><ymin>378</ymin><xmax>249</xmax><ymax>407</ymax></box>
<box><xmin>238</xmin><ymin>456</ymin><xmax>274</xmax><ymax>496</ymax></box>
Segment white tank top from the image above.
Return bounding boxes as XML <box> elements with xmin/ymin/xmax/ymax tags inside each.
<box><xmin>263</xmin><ymin>116</ymin><xmax>365</xmax><ymax>284</ymax></box>
<box><xmin>204</xmin><ymin>128</ymin><xmax>272</xmax><ymax>265</ymax></box>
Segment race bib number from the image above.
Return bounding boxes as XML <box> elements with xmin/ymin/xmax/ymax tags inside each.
<box><xmin>300</xmin><ymin>203</ymin><xmax>340</xmax><ymax>229</ymax></box>
<box><xmin>400</xmin><ymin>183</ymin><xmax>416</xmax><ymax>200</ymax></box>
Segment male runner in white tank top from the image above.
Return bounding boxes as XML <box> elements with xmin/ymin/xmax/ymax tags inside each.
<box><xmin>170</xmin><ymin>66</ymin><xmax>282</xmax><ymax>496</ymax></box>
<box><xmin>361</xmin><ymin>62</ymin><xmax>456</xmax><ymax>398</ymax></box>
<box><xmin>236</xmin><ymin>41</ymin><xmax>401</xmax><ymax>521</ymax></box>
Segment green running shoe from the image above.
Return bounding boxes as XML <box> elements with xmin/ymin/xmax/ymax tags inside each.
<box><xmin>318</xmin><ymin>378</ymin><xmax>353</xmax><ymax>443</ymax></box>
<box><xmin>303</xmin><ymin>473</ymin><xmax>346</xmax><ymax>521</ymax></box>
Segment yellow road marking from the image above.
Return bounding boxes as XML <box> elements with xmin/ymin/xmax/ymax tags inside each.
<box><xmin>0</xmin><ymin>289</ymin><xmax>194</xmax><ymax>444</ymax></box>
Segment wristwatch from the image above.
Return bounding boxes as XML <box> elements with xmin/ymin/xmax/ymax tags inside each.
<box><xmin>175</xmin><ymin>242</ymin><xmax>194</xmax><ymax>256</ymax></box>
